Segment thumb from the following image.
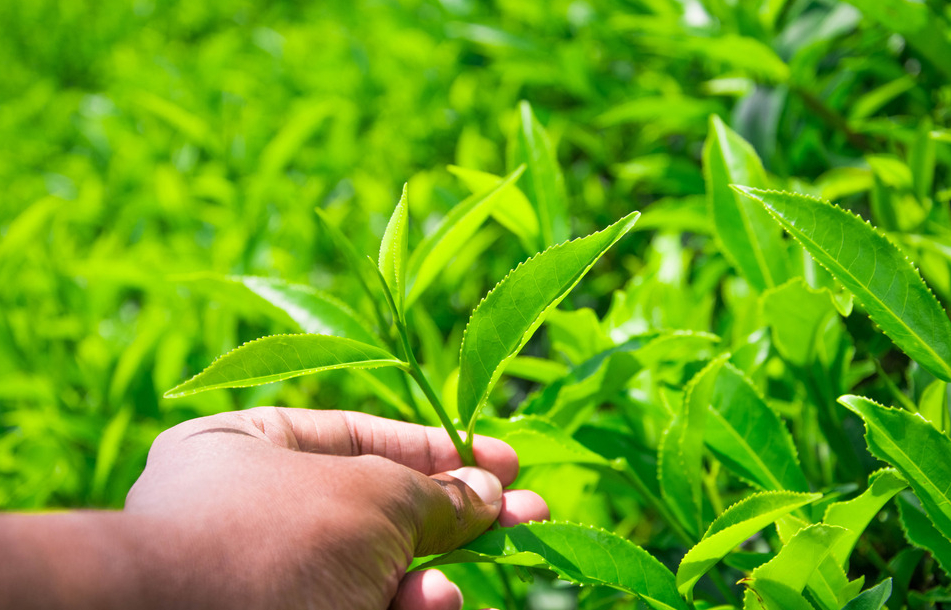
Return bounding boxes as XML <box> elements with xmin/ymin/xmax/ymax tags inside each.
<box><xmin>411</xmin><ymin>466</ymin><xmax>503</xmax><ymax>556</ymax></box>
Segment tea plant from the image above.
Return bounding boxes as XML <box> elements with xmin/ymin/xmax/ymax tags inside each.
<box><xmin>5</xmin><ymin>0</ymin><xmax>951</xmax><ymax>608</ymax></box>
<box><xmin>163</xmin><ymin>101</ymin><xmax>951</xmax><ymax>609</ymax></box>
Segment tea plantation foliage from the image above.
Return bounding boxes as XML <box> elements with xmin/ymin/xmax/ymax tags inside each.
<box><xmin>3</xmin><ymin>0</ymin><xmax>951</xmax><ymax>608</ymax></box>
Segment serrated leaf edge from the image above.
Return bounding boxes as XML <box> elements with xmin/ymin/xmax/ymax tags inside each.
<box><xmin>164</xmin><ymin>333</ymin><xmax>404</xmax><ymax>398</ymax></box>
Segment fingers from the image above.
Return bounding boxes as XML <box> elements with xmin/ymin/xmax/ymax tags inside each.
<box><xmin>499</xmin><ymin>489</ymin><xmax>550</xmax><ymax>527</ymax></box>
<box><xmin>236</xmin><ymin>408</ymin><xmax>520</xmax><ymax>486</ymax></box>
<box><xmin>391</xmin><ymin>570</ymin><xmax>462</xmax><ymax>610</ymax></box>
<box><xmin>412</xmin><ymin>466</ymin><xmax>503</xmax><ymax>556</ymax></box>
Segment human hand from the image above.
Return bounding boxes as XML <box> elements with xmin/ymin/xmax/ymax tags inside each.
<box><xmin>124</xmin><ymin>407</ymin><xmax>549</xmax><ymax>610</ymax></box>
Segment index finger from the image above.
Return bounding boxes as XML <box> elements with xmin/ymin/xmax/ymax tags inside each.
<box><xmin>240</xmin><ymin>407</ymin><xmax>520</xmax><ymax>487</ymax></box>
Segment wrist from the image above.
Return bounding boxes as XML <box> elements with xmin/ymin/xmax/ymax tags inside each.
<box><xmin>0</xmin><ymin>511</ymin><xmax>238</xmax><ymax>610</ymax></box>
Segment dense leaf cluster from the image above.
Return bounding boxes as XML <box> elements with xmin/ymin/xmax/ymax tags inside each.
<box><xmin>3</xmin><ymin>0</ymin><xmax>951</xmax><ymax>608</ymax></box>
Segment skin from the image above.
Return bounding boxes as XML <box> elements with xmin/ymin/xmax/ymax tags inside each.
<box><xmin>0</xmin><ymin>407</ymin><xmax>549</xmax><ymax>610</ymax></box>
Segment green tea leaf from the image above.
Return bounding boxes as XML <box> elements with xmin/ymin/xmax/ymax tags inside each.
<box><xmin>677</xmin><ymin>491</ymin><xmax>822</xmax><ymax>597</ymax></box>
<box><xmin>761</xmin><ymin>278</ymin><xmax>838</xmax><ymax>366</ymax></box>
<box><xmin>406</xmin><ymin>166</ymin><xmax>525</xmax><ymax>307</ymax></box>
<box><xmin>447</xmin><ymin>164</ymin><xmax>540</xmax><ymax>252</ymax></box>
<box><xmin>823</xmin><ymin>469</ymin><xmax>908</xmax><ymax>567</ymax></box>
<box><xmin>840</xmin><ymin>395</ymin><xmax>951</xmax><ymax>540</ymax></box>
<box><xmin>379</xmin><ymin>184</ymin><xmax>410</xmax><ymax>316</ymax></box>
<box><xmin>735</xmin><ymin>187</ymin><xmax>951</xmax><ymax>381</ymax></box>
<box><xmin>704</xmin><ymin>115</ymin><xmax>788</xmax><ymax>291</ymax></box>
<box><xmin>706</xmin><ymin>363</ymin><xmax>808</xmax><ymax>492</ymax></box>
<box><xmin>474</xmin><ymin>416</ymin><xmax>609</xmax><ymax>467</ymax></box>
<box><xmin>841</xmin><ymin>579</ymin><xmax>892</xmax><ymax>610</ymax></box>
<box><xmin>508</xmin><ymin>100</ymin><xmax>569</xmax><ymax>246</ymax></box>
<box><xmin>233</xmin><ymin>276</ymin><xmax>381</xmax><ymax>345</ymax></box>
<box><xmin>743</xmin><ymin>524</ymin><xmax>848</xmax><ymax>610</ymax></box>
<box><xmin>660</xmin><ymin>354</ymin><xmax>729</xmax><ymax>538</ymax></box>
<box><xmin>897</xmin><ymin>494</ymin><xmax>951</xmax><ymax>577</ymax></box>
<box><xmin>457</xmin><ymin>211</ymin><xmax>639</xmax><ymax>435</ymax></box>
<box><xmin>164</xmin><ymin>334</ymin><xmax>405</xmax><ymax>398</ymax></box>
<box><xmin>418</xmin><ymin>521</ymin><xmax>687</xmax><ymax>610</ymax></box>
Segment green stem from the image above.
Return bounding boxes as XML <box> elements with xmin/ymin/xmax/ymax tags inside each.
<box><xmin>709</xmin><ymin>567</ymin><xmax>740</xmax><ymax>607</ymax></box>
<box><xmin>616</xmin><ymin>465</ymin><xmax>694</xmax><ymax>548</ymax></box>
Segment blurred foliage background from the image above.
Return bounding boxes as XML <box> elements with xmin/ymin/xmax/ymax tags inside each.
<box><xmin>2</xmin><ymin>0</ymin><xmax>950</xmax><ymax>537</ymax></box>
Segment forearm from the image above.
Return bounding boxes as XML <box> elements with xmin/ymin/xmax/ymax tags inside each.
<box><xmin>0</xmin><ymin>512</ymin><xmax>234</xmax><ymax>610</ymax></box>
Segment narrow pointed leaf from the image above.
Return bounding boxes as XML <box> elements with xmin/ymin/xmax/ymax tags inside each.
<box><xmin>508</xmin><ymin>100</ymin><xmax>569</xmax><ymax>246</ymax></box>
<box><xmin>735</xmin><ymin>187</ymin><xmax>951</xmax><ymax>381</ymax></box>
<box><xmin>704</xmin><ymin>115</ymin><xmax>788</xmax><ymax>291</ymax></box>
<box><xmin>660</xmin><ymin>354</ymin><xmax>729</xmax><ymax>538</ymax></box>
<box><xmin>743</xmin><ymin>524</ymin><xmax>848</xmax><ymax>610</ymax></box>
<box><xmin>232</xmin><ymin>276</ymin><xmax>380</xmax><ymax>345</ymax></box>
<box><xmin>457</xmin><ymin>211</ymin><xmax>639</xmax><ymax>434</ymax></box>
<box><xmin>897</xmin><ymin>494</ymin><xmax>951</xmax><ymax>577</ymax></box>
<box><xmin>164</xmin><ymin>334</ymin><xmax>404</xmax><ymax>398</ymax></box>
<box><xmin>840</xmin><ymin>395</ymin><xmax>951</xmax><ymax>540</ymax></box>
<box><xmin>447</xmin><ymin>164</ymin><xmax>540</xmax><ymax>251</ymax></box>
<box><xmin>406</xmin><ymin>166</ymin><xmax>525</xmax><ymax>307</ymax></box>
<box><xmin>706</xmin><ymin>363</ymin><xmax>808</xmax><ymax>492</ymax></box>
<box><xmin>418</xmin><ymin>521</ymin><xmax>687</xmax><ymax>610</ymax></box>
<box><xmin>379</xmin><ymin>184</ymin><xmax>409</xmax><ymax>315</ymax></box>
<box><xmin>677</xmin><ymin>491</ymin><xmax>822</xmax><ymax>597</ymax></box>
<box><xmin>841</xmin><ymin>579</ymin><xmax>892</xmax><ymax>610</ymax></box>
<box><xmin>823</xmin><ymin>468</ymin><xmax>908</xmax><ymax>567</ymax></box>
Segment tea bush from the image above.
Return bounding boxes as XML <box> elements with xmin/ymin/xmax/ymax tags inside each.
<box><xmin>3</xmin><ymin>0</ymin><xmax>951</xmax><ymax>608</ymax></box>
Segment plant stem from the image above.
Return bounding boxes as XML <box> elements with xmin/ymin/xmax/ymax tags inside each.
<box><xmin>616</xmin><ymin>465</ymin><xmax>694</xmax><ymax>548</ymax></box>
<box><xmin>371</xmin><ymin>263</ymin><xmax>475</xmax><ymax>465</ymax></box>
<box><xmin>494</xmin><ymin>564</ymin><xmax>519</xmax><ymax>609</ymax></box>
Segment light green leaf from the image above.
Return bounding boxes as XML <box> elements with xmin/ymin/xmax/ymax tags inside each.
<box><xmin>660</xmin><ymin>354</ymin><xmax>730</xmax><ymax>538</ymax></box>
<box><xmin>418</xmin><ymin>521</ymin><xmax>688</xmax><ymax>610</ymax></box>
<box><xmin>447</xmin><ymin>164</ymin><xmax>540</xmax><ymax>251</ymax></box>
<box><xmin>823</xmin><ymin>468</ymin><xmax>908</xmax><ymax>567</ymax></box>
<box><xmin>457</xmin><ymin>211</ymin><xmax>640</xmax><ymax>435</ymax></box>
<box><xmin>474</xmin><ymin>416</ymin><xmax>608</xmax><ymax>467</ymax></box>
<box><xmin>841</xmin><ymin>579</ymin><xmax>892</xmax><ymax>610</ymax></box>
<box><xmin>735</xmin><ymin>187</ymin><xmax>951</xmax><ymax>381</ymax></box>
<box><xmin>233</xmin><ymin>276</ymin><xmax>380</xmax><ymax>345</ymax></box>
<box><xmin>677</xmin><ymin>491</ymin><xmax>822</xmax><ymax>597</ymax></box>
<box><xmin>919</xmin><ymin>380</ymin><xmax>949</xmax><ymax>432</ymax></box>
<box><xmin>379</xmin><ymin>184</ymin><xmax>410</xmax><ymax>316</ymax></box>
<box><xmin>164</xmin><ymin>334</ymin><xmax>405</xmax><ymax>398</ymax></box>
<box><xmin>706</xmin><ymin>363</ymin><xmax>808</xmax><ymax>492</ymax></box>
<box><xmin>743</xmin><ymin>524</ymin><xmax>847</xmax><ymax>610</ymax></box>
<box><xmin>761</xmin><ymin>278</ymin><xmax>838</xmax><ymax>366</ymax></box>
<box><xmin>503</xmin><ymin>357</ymin><xmax>569</xmax><ymax>384</ymax></box>
<box><xmin>897</xmin><ymin>494</ymin><xmax>951</xmax><ymax>578</ymax></box>
<box><xmin>840</xmin><ymin>395</ymin><xmax>951</xmax><ymax>540</ymax></box>
<box><xmin>406</xmin><ymin>166</ymin><xmax>525</xmax><ymax>307</ymax></box>
<box><xmin>704</xmin><ymin>115</ymin><xmax>788</xmax><ymax>291</ymax></box>
<box><xmin>508</xmin><ymin>100</ymin><xmax>569</xmax><ymax>246</ymax></box>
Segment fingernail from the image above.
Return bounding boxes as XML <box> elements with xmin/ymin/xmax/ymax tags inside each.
<box><xmin>445</xmin><ymin>466</ymin><xmax>503</xmax><ymax>507</ymax></box>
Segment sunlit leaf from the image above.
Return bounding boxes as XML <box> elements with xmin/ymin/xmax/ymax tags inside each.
<box><xmin>407</xmin><ymin>166</ymin><xmax>525</xmax><ymax>307</ymax></box>
<box><xmin>736</xmin><ymin>187</ymin><xmax>951</xmax><ymax>381</ymax></box>
<box><xmin>676</xmin><ymin>490</ymin><xmax>822</xmax><ymax>597</ymax></box>
<box><xmin>379</xmin><ymin>184</ymin><xmax>410</xmax><ymax>316</ymax></box>
<box><xmin>706</xmin><ymin>363</ymin><xmax>808</xmax><ymax>492</ymax></box>
<box><xmin>823</xmin><ymin>469</ymin><xmax>908</xmax><ymax>567</ymax></box>
<box><xmin>164</xmin><ymin>334</ymin><xmax>405</xmax><ymax>398</ymax></box>
<box><xmin>457</xmin><ymin>211</ymin><xmax>639</xmax><ymax>435</ymax></box>
<box><xmin>660</xmin><ymin>354</ymin><xmax>729</xmax><ymax>538</ymax></box>
<box><xmin>840</xmin><ymin>395</ymin><xmax>951</xmax><ymax>540</ymax></box>
<box><xmin>704</xmin><ymin>115</ymin><xmax>788</xmax><ymax>291</ymax></box>
<box><xmin>508</xmin><ymin>100</ymin><xmax>569</xmax><ymax>246</ymax></box>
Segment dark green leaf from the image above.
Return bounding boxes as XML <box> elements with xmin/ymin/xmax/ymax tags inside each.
<box><xmin>736</xmin><ymin>187</ymin><xmax>951</xmax><ymax>381</ymax></box>
<box><xmin>418</xmin><ymin>521</ymin><xmax>687</xmax><ymax>610</ymax></box>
